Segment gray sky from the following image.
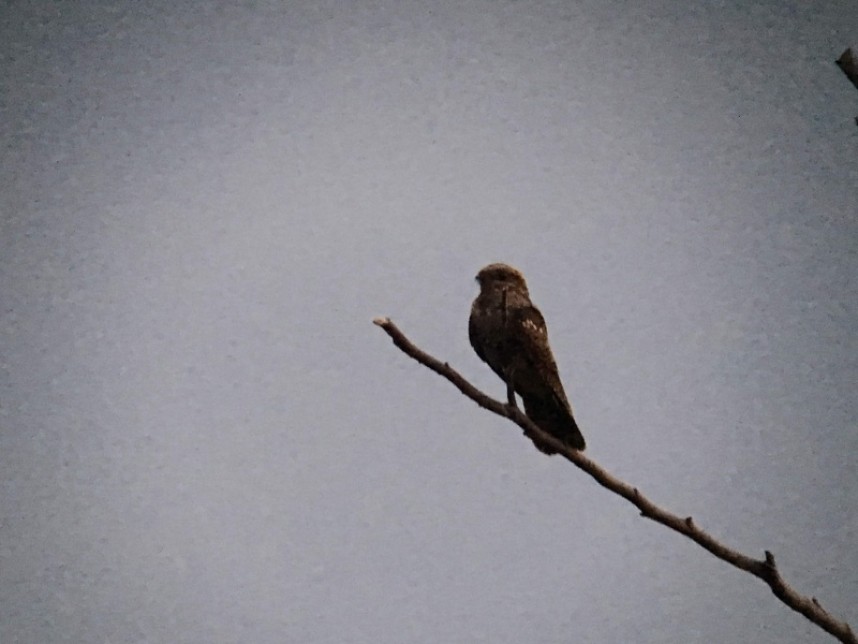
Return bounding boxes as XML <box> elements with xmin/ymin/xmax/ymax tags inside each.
<box><xmin>2</xmin><ymin>1</ymin><xmax>856</xmax><ymax>642</ymax></box>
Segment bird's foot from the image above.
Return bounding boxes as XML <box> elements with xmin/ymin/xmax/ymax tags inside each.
<box><xmin>505</xmin><ymin>380</ymin><xmax>518</xmax><ymax>408</ymax></box>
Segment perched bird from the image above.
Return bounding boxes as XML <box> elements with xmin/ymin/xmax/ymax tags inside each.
<box><xmin>469</xmin><ymin>263</ymin><xmax>586</xmax><ymax>453</ymax></box>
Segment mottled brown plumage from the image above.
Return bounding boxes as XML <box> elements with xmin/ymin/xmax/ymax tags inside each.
<box><xmin>469</xmin><ymin>263</ymin><xmax>586</xmax><ymax>453</ymax></box>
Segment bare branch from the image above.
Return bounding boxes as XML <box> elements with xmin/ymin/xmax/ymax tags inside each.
<box><xmin>837</xmin><ymin>47</ymin><xmax>858</xmax><ymax>92</ymax></box>
<box><xmin>837</xmin><ymin>47</ymin><xmax>858</xmax><ymax>126</ymax></box>
<box><xmin>373</xmin><ymin>317</ymin><xmax>856</xmax><ymax>644</ymax></box>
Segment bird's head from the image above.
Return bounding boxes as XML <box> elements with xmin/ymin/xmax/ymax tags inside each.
<box><xmin>475</xmin><ymin>263</ymin><xmax>529</xmax><ymax>294</ymax></box>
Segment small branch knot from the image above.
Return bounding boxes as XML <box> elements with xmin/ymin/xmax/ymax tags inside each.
<box><xmin>764</xmin><ymin>551</ymin><xmax>777</xmax><ymax>569</ymax></box>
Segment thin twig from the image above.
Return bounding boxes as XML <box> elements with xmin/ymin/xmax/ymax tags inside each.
<box><xmin>837</xmin><ymin>48</ymin><xmax>858</xmax><ymax>92</ymax></box>
<box><xmin>837</xmin><ymin>47</ymin><xmax>858</xmax><ymax>126</ymax></box>
<box><xmin>373</xmin><ymin>317</ymin><xmax>856</xmax><ymax>644</ymax></box>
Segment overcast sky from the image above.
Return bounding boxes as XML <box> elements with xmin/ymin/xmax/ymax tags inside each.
<box><xmin>2</xmin><ymin>2</ymin><xmax>856</xmax><ymax>642</ymax></box>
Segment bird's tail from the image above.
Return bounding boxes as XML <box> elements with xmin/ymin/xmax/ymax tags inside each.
<box><xmin>522</xmin><ymin>395</ymin><xmax>586</xmax><ymax>453</ymax></box>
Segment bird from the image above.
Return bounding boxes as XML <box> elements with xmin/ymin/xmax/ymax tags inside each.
<box><xmin>469</xmin><ymin>263</ymin><xmax>586</xmax><ymax>453</ymax></box>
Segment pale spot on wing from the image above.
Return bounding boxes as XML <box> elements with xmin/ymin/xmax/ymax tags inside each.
<box><xmin>521</xmin><ymin>319</ymin><xmax>545</xmax><ymax>335</ymax></box>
